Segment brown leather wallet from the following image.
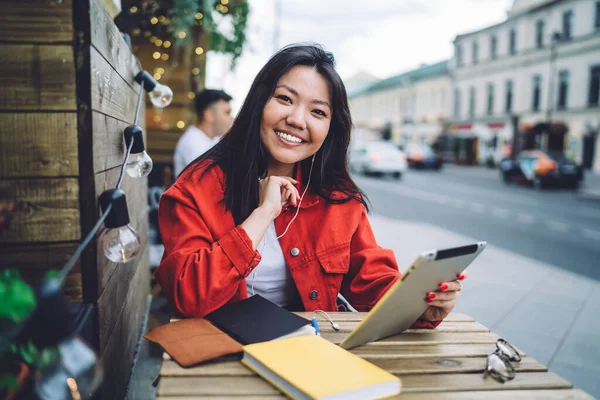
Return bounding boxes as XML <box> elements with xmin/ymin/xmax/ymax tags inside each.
<box><xmin>144</xmin><ymin>318</ymin><xmax>243</xmax><ymax>367</ymax></box>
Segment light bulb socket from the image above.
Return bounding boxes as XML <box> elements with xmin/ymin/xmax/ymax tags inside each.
<box><xmin>99</xmin><ymin>189</ymin><xmax>131</xmax><ymax>228</ymax></box>
<box><xmin>124</xmin><ymin>124</ymin><xmax>146</xmax><ymax>154</ymax></box>
<box><xmin>25</xmin><ymin>277</ymin><xmax>76</xmax><ymax>348</ymax></box>
<box><xmin>135</xmin><ymin>70</ymin><xmax>157</xmax><ymax>92</ymax></box>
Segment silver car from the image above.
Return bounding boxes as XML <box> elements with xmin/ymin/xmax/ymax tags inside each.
<box><xmin>349</xmin><ymin>141</ymin><xmax>407</xmax><ymax>179</ymax></box>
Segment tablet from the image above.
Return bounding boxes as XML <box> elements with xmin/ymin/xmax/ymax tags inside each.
<box><xmin>339</xmin><ymin>241</ymin><xmax>486</xmax><ymax>350</ymax></box>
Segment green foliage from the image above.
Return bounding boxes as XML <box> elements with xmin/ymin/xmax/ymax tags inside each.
<box><xmin>119</xmin><ymin>0</ymin><xmax>250</xmax><ymax>69</ymax></box>
<box><xmin>0</xmin><ymin>270</ymin><xmax>36</xmax><ymax>323</ymax></box>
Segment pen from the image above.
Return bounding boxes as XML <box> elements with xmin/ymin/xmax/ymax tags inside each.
<box><xmin>311</xmin><ymin>317</ymin><xmax>321</xmax><ymax>336</ymax></box>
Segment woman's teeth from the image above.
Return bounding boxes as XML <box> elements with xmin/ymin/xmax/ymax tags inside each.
<box><xmin>276</xmin><ymin>131</ymin><xmax>303</xmax><ymax>144</ymax></box>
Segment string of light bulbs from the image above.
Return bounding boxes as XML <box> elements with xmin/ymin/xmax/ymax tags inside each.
<box><xmin>21</xmin><ymin>69</ymin><xmax>174</xmax><ymax>400</ymax></box>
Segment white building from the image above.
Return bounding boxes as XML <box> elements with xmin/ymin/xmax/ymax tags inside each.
<box><xmin>348</xmin><ymin>61</ymin><xmax>451</xmax><ymax>148</ymax></box>
<box><xmin>450</xmin><ymin>0</ymin><xmax>600</xmax><ymax>171</ymax></box>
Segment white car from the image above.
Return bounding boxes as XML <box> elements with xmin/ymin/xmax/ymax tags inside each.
<box><xmin>349</xmin><ymin>141</ymin><xmax>407</xmax><ymax>179</ymax></box>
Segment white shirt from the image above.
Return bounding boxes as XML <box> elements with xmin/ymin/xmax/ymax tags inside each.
<box><xmin>245</xmin><ymin>222</ymin><xmax>295</xmax><ymax>307</ymax></box>
<box><xmin>173</xmin><ymin>126</ymin><xmax>221</xmax><ymax>176</ymax></box>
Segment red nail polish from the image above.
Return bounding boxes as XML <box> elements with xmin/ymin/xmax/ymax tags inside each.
<box><xmin>425</xmin><ymin>298</ymin><xmax>432</xmax><ymax>303</ymax></box>
<box><xmin>439</xmin><ymin>284</ymin><xmax>448</xmax><ymax>291</ymax></box>
<box><xmin>428</xmin><ymin>293</ymin><xmax>436</xmax><ymax>299</ymax></box>
<box><xmin>459</xmin><ymin>274</ymin><xmax>466</xmax><ymax>280</ymax></box>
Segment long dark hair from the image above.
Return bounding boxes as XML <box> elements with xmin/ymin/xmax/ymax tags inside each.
<box><xmin>183</xmin><ymin>43</ymin><xmax>369</xmax><ymax>224</ymax></box>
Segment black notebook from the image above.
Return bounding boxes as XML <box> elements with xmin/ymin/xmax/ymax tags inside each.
<box><xmin>204</xmin><ymin>295</ymin><xmax>312</xmax><ymax>345</ymax></box>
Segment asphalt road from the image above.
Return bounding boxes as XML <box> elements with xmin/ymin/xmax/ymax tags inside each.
<box><xmin>354</xmin><ymin>165</ymin><xmax>600</xmax><ymax>281</ymax></box>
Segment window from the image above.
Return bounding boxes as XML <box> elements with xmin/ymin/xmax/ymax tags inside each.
<box><xmin>588</xmin><ymin>65</ymin><xmax>600</xmax><ymax>107</ymax></box>
<box><xmin>487</xmin><ymin>83</ymin><xmax>495</xmax><ymax>115</ymax></box>
<box><xmin>557</xmin><ymin>70</ymin><xmax>569</xmax><ymax>109</ymax></box>
<box><xmin>469</xmin><ymin>86</ymin><xmax>476</xmax><ymax>117</ymax></box>
<box><xmin>456</xmin><ymin>44</ymin><xmax>463</xmax><ymax>66</ymax></box>
<box><xmin>509</xmin><ymin>29</ymin><xmax>517</xmax><ymax>55</ymax></box>
<box><xmin>562</xmin><ymin>10</ymin><xmax>573</xmax><ymax>40</ymax></box>
<box><xmin>536</xmin><ymin>20</ymin><xmax>545</xmax><ymax>48</ymax></box>
<box><xmin>505</xmin><ymin>80</ymin><xmax>513</xmax><ymax>114</ymax></box>
<box><xmin>454</xmin><ymin>88</ymin><xmax>461</xmax><ymax>118</ymax></box>
<box><xmin>532</xmin><ymin>75</ymin><xmax>542</xmax><ymax>112</ymax></box>
<box><xmin>490</xmin><ymin>35</ymin><xmax>497</xmax><ymax>59</ymax></box>
<box><xmin>472</xmin><ymin>41</ymin><xmax>479</xmax><ymax>64</ymax></box>
<box><xmin>595</xmin><ymin>2</ymin><xmax>600</xmax><ymax>30</ymax></box>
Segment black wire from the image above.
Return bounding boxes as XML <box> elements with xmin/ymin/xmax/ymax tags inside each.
<box><xmin>57</xmin><ymin>81</ymin><xmax>144</xmax><ymax>281</ymax></box>
<box><xmin>116</xmin><ymin>137</ymin><xmax>135</xmax><ymax>190</ymax></box>
<box><xmin>57</xmin><ymin>202</ymin><xmax>112</xmax><ymax>284</ymax></box>
<box><xmin>133</xmin><ymin>83</ymin><xmax>144</xmax><ymax>126</ymax></box>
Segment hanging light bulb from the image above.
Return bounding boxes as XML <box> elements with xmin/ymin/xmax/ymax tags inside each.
<box><xmin>124</xmin><ymin>125</ymin><xmax>153</xmax><ymax>178</ymax></box>
<box><xmin>35</xmin><ymin>336</ymin><xmax>103</xmax><ymax>400</ymax></box>
<box><xmin>134</xmin><ymin>71</ymin><xmax>173</xmax><ymax>108</ymax></box>
<box><xmin>98</xmin><ymin>189</ymin><xmax>141</xmax><ymax>263</ymax></box>
<box><xmin>23</xmin><ymin>278</ymin><xmax>103</xmax><ymax>400</ymax></box>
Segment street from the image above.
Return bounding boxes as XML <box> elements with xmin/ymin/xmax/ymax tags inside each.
<box><xmin>355</xmin><ymin>165</ymin><xmax>600</xmax><ymax>281</ymax></box>
<box><xmin>355</xmin><ymin>165</ymin><xmax>600</xmax><ymax>398</ymax></box>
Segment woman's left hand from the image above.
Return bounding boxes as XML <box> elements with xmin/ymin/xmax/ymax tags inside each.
<box><xmin>420</xmin><ymin>271</ymin><xmax>467</xmax><ymax>322</ymax></box>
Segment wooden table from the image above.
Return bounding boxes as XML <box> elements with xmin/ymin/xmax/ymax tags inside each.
<box><xmin>156</xmin><ymin>312</ymin><xmax>594</xmax><ymax>399</ymax></box>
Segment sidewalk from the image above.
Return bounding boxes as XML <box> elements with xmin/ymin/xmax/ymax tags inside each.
<box><xmin>370</xmin><ymin>214</ymin><xmax>600</xmax><ymax>399</ymax></box>
<box><xmin>577</xmin><ymin>170</ymin><xmax>600</xmax><ymax>203</ymax></box>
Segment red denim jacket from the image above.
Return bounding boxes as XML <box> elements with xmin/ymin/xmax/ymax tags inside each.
<box><xmin>155</xmin><ymin>163</ymin><xmax>439</xmax><ymax>329</ymax></box>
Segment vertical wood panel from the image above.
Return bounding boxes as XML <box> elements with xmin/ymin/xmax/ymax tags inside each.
<box><xmin>99</xmin><ymin>247</ymin><xmax>150</xmax><ymax>400</ymax></box>
<box><xmin>0</xmin><ymin>113</ymin><xmax>78</xmax><ymax>178</ymax></box>
<box><xmin>92</xmin><ymin>111</ymin><xmax>133</xmax><ymax>174</ymax></box>
<box><xmin>0</xmin><ymin>44</ymin><xmax>76</xmax><ymax>110</ymax></box>
<box><xmin>91</xmin><ymin>46</ymin><xmax>139</xmax><ymax>123</ymax></box>
<box><xmin>90</xmin><ymin>0</ymin><xmax>140</xmax><ymax>90</ymax></box>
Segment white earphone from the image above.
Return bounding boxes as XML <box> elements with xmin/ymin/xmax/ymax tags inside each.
<box><xmin>251</xmin><ymin>154</ymin><xmax>316</xmax><ymax>296</ymax></box>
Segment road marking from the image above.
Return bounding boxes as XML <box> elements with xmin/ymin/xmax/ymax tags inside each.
<box><xmin>517</xmin><ymin>213</ymin><xmax>535</xmax><ymax>224</ymax></box>
<box><xmin>492</xmin><ymin>207</ymin><xmax>510</xmax><ymax>218</ymax></box>
<box><xmin>582</xmin><ymin>228</ymin><xmax>600</xmax><ymax>241</ymax></box>
<box><xmin>471</xmin><ymin>202</ymin><xmax>485</xmax><ymax>213</ymax></box>
<box><xmin>547</xmin><ymin>221</ymin><xmax>570</xmax><ymax>232</ymax></box>
<box><xmin>439</xmin><ymin>182</ymin><xmax>540</xmax><ymax>206</ymax></box>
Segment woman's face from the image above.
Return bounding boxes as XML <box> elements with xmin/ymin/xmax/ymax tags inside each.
<box><xmin>260</xmin><ymin>65</ymin><xmax>332</xmax><ymax>173</ymax></box>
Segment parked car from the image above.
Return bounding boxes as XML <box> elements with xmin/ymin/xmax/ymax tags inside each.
<box><xmin>349</xmin><ymin>142</ymin><xmax>407</xmax><ymax>179</ymax></box>
<box><xmin>499</xmin><ymin>150</ymin><xmax>584</xmax><ymax>189</ymax></box>
<box><xmin>404</xmin><ymin>143</ymin><xmax>443</xmax><ymax>170</ymax></box>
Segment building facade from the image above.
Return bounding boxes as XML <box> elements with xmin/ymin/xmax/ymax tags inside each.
<box><xmin>348</xmin><ymin>61</ymin><xmax>451</xmax><ymax>148</ymax></box>
<box><xmin>450</xmin><ymin>0</ymin><xmax>600</xmax><ymax>171</ymax></box>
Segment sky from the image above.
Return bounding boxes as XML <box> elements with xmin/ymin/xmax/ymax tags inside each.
<box><xmin>206</xmin><ymin>0</ymin><xmax>514</xmax><ymax>112</ymax></box>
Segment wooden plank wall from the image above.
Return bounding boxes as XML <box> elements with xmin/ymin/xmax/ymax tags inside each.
<box><xmin>0</xmin><ymin>0</ymin><xmax>82</xmax><ymax>300</ymax></box>
<box><xmin>76</xmin><ymin>0</ymin><xmax>151</xmax><ymax>399</ymax></box>
<box><xmin>0</xmin><ymin>1</ymin><xmax>151</xmax><ymax>399</ymax></box>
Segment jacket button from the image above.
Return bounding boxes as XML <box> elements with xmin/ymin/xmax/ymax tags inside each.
<box><xmin>290</xmin><ymin>247</ymin><xmax>300</xmax><ymax>256</ymax></box>
<box><xmin>309</xmin><ymin>290</ymin><xmax>318</xmax><ymax>300</ymax></box>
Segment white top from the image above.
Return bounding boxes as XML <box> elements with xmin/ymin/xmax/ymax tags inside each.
<box><xmin>173</xmin><ymin>126</ymin><xmax>221</xmax><ymax>176</ymax></box>
<box><xmin>245</xmin><ymin>222</ymin><xmax>295</xmax><ymax>307</ymax></box>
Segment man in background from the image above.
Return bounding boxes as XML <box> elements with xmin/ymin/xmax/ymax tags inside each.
<box><xmin>173</xmin><ymin>89</ymin><xmax>233</xmax><ymax>176</ymax></box>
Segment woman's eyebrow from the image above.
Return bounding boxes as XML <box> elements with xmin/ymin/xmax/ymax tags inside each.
<box><xmin>276</xmin><ymin>84</ymin><xmax>332</xmax><ymax>111</ymax></box>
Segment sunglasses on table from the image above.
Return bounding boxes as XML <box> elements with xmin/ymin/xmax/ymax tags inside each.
<box><xmin>484</xmin><ymin>338</ymin><xmax>522</xmax><ymax>383</ymax></box>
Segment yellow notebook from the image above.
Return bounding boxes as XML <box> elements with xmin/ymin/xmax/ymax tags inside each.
<box><xmin>241</xmin><ymin>335</ymin><xmax>401</xmax><ymax>400</ymax></box>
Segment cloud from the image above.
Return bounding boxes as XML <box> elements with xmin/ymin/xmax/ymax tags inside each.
<box><xmin>206</xmin><ymin>0</ymin><xmax>513</xmax><ymax>112</ymax></box>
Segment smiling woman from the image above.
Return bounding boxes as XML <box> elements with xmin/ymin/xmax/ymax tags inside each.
<box><xmin>154</xmin><ymin>44</ymin><xmax>465</xmax><ymax>325</ymax></box>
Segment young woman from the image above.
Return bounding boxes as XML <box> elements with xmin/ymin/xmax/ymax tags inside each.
<box><xmin>155</xmin><ymin>44</ymin><xmax>465</xmax><ymax>327</ymax></box>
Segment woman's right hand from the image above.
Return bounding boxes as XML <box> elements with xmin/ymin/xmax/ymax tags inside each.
<box><xmin>258</xmin><ymin>176</ymin><xmax>300</xmax><ymax>220</ymax></box>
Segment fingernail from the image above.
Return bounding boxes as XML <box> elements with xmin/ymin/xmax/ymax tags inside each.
<box><xmin>439</xmin><ymin>284</ymin><xmax>448</xmax><ymax>291</ymax></box>
<box><xmin>428</xmin><ymin>293</ymin><xmax>436</xmax><ymax>300</ymax></box>
<box><xmin>459</xmin><ymin>274</ymin><xmax>466</xmax><ymax>280</ymax></box>
<box><xmin>425</xmin><ymin>298</ymin><xmax>432</xmax><ymax>303</ymax></box>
